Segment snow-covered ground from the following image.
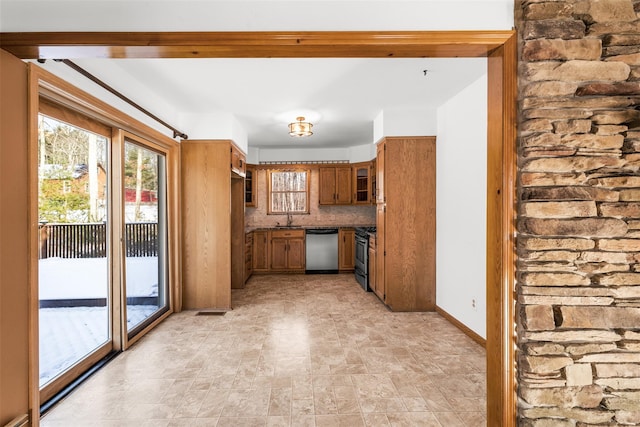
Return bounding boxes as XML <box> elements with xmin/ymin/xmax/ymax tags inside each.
<box><xmin>39</xmin><ymin>256</ymin><xmax>159</xmax><ymax>299</ymax></box>
<box><xmin>39</xmin><ymin>256</ymin><xmax>162</xmax><ymax>386</ymax></box>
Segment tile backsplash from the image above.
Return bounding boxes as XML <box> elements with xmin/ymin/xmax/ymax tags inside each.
<box><xmin>245</xmin><ymin>168</ymin><xmax>376</xmax><ymax>228</ymax></box>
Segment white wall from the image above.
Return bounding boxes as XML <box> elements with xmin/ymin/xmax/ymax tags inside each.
<box><xmin>0</xmin><ymin>1</ymin><xmax>514</xmax><ymax>32</ymax></box>
<box><xmin>436</xmin><ymin>73</ymin><xmax>487</xmax><ymax>339</ymax></box>
<box><xmin>373</xmin><ymin>107</ymin><xmax>438</xmax><ymax>144</ymax></box>
<box><xmin>180</xmin><ymin>112</ymin><xmax>248</xmax><ymax>152</ymax></box>
<box><xmin>29</xmin><ymin>60</ymin><xmax>180</xmax><ymax>140</ymax></box>
<box><xmin>248</xmin><ymin>143</ymin><xmax>375</xmax><ymax>164</ymax></box>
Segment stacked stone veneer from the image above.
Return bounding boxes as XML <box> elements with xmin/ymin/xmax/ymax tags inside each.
<box><xmin>516</xmin><ymin>0</ymin><xmax>640</xmax><ymax>425</ymax></box>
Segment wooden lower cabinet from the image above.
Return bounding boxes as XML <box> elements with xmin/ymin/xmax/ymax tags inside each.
<box><xmin>338</xmin><ymin>228</ymin><xmax>355</xmax><ymax>271</ymax></box>
<box><xmin>244</xmin><ymin>232</ymin><xmax>253</xmax><ymax>283</ymax></box>
<box><xmin>375</xmin><ymin>203</ymin><xmax>385</xmax><ymax>303</ymax></box>
<box><xmin>369</xmin><ymin>234</ymin><xmax>379</xmax><ymax>299</ymax></box>
<box><xmin>253</xmin><ymin>230</ymin><xmax>269</xmax><ymax>272</ymax></box>
<box><xmin>269</xmin><ymin>229</ymin><xmax>305</xmax><ymax>272</ymax></box>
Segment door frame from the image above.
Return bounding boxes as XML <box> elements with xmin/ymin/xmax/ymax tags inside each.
<box><xmin>4</xmin><ymin>30</ymin><xmax>517</xmax><ymax>426</ymax></box>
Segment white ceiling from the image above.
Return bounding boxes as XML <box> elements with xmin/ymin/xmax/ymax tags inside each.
<box><xmin>2</xmin><ymin>0</ymin><xmax>506</xmax><ymax>149</ymax></box>
<box><xmin>62</xmin><ymin>57</ymin><xmax>487</xmax><ymax>148</ymax></box>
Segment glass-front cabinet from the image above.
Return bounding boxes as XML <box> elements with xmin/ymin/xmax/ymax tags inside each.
<box><xmin>352</xmin><ymin>161</ymin><xmax>372</xmax><ymax>205</ymax></box>
<box><xmin>245</xmin><ymin>165</ymin><xmax>256</xmax><ymax>207</ymax></box>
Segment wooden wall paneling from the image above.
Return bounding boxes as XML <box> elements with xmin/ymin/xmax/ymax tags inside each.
<box><xmin>0</xmin><ymin>49</ymin><xmax>32</xmax><ymax>426</ymax></box>
<box><xmin>181</xmin><ymin>140</ymin><xmax>231</xmax><ymax>310</ymax></box>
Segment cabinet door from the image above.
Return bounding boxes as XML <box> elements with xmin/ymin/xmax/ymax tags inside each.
<box><xmin>245</xmin><ymin>165</ymin><xmax>257</xmax><ymax>207</ymax></box>
<box><xmin>370</xmin><ymin>160</ymin><xmax>376</xmax><ymax>205</ymax></box>
<box><xmin>287</xmin><ymin>238</ymin><xmax>306</xmax><ymax>270</ymax></box>
<box><xmin>375</xmin><ymin>203</ymin><xmax>385</xmax><ymax>302</ymax></box>
<box><xmin>352</xmin><ymin>164</ymin><xmax>370</xmax><ymax>205</ymax></box>
<box><xmin>253</xmin><ymin>231</ymin><xmax>269</xmax><ymax>271</ymax></box>
<box><xmin>368</xmin><ymin>242</ymin><xmax>376</xmax><ymax>294</ymax></box>
<box><xmin>376</xmin><ymin>142</ymin><xmax>385</xmax><ymax>204</ymax></box>
<box><xmin>335</xmin><ymin>167</ymin><xmax>352</xmax><ymax>205</ymax></box>
<box><xmin>230</xmin><ymin>145</ymin><xmax>246</xmax><ymax>177</ymax></box>
<box><xmin>270</xmin><ymin>238</ymin><xmax>289</xmax><ymax>270</ymax></box>
<box><xmin>338</xmin><ymin>228</ymin><xmax>355</xmax><ymax>271</ymax></box>
<box><xmin>319</xmin><ymin>167</ymin><xmax>337</xmax><ymax>205</ymax></box>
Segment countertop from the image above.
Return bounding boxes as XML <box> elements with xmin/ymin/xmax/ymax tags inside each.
<box><xmin>246</xmin><ymin>225</ymin><xmax>375</xmax><ymax>233</ymax></box>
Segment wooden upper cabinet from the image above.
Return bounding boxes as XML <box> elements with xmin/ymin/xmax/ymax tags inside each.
<box><xmin>230</xmin><ymin>143</ymin><xmax>246</xmax><ymax>177</ymax></box>
<box><xmin>245</xmin><ymin>164</ymin><xmax>257</xmax><ymax>207</ymax></box>
<box><xmin>352</xmin><ymin>162</ymin><xmax>371</xmax><ymax>205</ymax></box>
<box><xmin>319</xmin><ymin>166</ymin><xmax>351</xmax><ymax>205</ymax></box>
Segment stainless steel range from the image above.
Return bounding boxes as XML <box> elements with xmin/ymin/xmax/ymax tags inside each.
<box><xmin>354</xmin><ymin>226</ymin><xmax>376</xmax><ymax>291</ymax></box>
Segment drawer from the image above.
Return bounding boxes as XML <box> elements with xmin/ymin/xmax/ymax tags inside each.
<box><xmin>270</xmin><ymin>229</ymin><xmax>305</xmax><ymax>239</ymax></box>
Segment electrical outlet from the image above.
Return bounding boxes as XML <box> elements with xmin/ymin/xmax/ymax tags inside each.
<box><xmin>472</xmin><ymin>299</ymin><xmax>477</xmax><ymax>310</ymax></box>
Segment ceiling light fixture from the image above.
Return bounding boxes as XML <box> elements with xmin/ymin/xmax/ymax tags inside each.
<box><xmin>288</xmin><ymin>116</ymin><xmax>313</xmax><ymax>137</ymax></box>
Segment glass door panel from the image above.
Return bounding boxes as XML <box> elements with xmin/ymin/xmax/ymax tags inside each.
<box><xmin>123</xmin><ymin>140</ymin><xmax>169</xmax><ymax>338</ymax></box>
<box><xmin>37</xmin><ymin>114</ymin><xmax>111</xmax><ymax>396</ymax></box>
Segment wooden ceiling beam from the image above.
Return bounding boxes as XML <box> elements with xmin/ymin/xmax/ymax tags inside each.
<box><xmin>0</xmin><ymin>31</ymin><xmax>514</xmax><ymax>59</ymax></box>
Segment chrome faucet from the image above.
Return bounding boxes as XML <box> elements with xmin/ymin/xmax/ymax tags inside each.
<box><xmin>286</xmin><ymin>212</ymin><xmax>293</xmax><ymax>227</ymax></box>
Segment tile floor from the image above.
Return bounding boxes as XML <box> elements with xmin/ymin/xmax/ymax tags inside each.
<box><xmin>41</xmin><ymin>274</ymin><xmax>486</xmax><ymax>426</ymax></box>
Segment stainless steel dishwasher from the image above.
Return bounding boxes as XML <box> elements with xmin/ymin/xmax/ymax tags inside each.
<box><xmin>305</xmin><ymin>228</ymin><xmax>339</xmax><ymax>273</ymax></box>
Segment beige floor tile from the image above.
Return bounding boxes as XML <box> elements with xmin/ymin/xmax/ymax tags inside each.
<box><xmin>41</xmin><ymin>274</ymin><xmax>485</xmax><ymax>425</ymax></box>
<box><xmin>316</xmin><ymin>414</ymin><xmax>365</xmax><ymax>427</ymax></box>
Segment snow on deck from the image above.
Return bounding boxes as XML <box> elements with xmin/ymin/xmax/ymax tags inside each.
<box><xmin>39</xmin><ymin>256</ymin><xmax>162</xmax><ymax>386</ymax></box>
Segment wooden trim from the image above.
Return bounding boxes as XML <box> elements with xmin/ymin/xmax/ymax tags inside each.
<box><xmin>1</xmin><ymin>31</ymin><xmax>516</xmax><ymax>59</ymax></box>
<box><xmin>110</xmin><ymin>129</ymin><xmax>125</xmax><ymax>353</ymax></box>
<box><xmin>486</xmin><ymin>33</ymin><xmax>517</xmax><ymax>427</ymax></box>
<box><xmin>27</xmin><ymin>57</ymin><xmax>41</xmax><ymax>427</ymax></box>
<box><xmin>39</xmin><ymin>97</ymin><xmax>112</xmax><ymax>138</ymax></box>
<box><xmin>435</xmin><ymin>306</ymin><xmax>486</xmax><ymax>348</ymax></box>
<box><xmin>12</xmin><ymin>30</ymin><xmax>517</xmax><ymax>426</ymax></box>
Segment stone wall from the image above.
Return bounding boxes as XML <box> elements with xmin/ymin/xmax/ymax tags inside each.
<box><xmin>516</xmin><ymin>0</ymin><xmax>640</xmax><ymax>425</ymax></box>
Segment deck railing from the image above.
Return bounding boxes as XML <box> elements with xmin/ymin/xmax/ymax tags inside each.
<box><xmin>39</xmin><ymin>222</ymin><xmax>158</xmax><ymax>258</ymax></box>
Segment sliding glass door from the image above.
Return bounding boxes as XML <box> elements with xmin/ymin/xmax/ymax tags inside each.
<box><xmin>37</xmin><ymin>113</ymin><xmax>112</xmax><ymax>403</ymax></box>
<box><xmin>37</xmin><ymin>107</ymin><xmax>173</xmax><ymax>407</ymax></box>
<box><xmin>123</xmin><ymin>138</ymin><xmax>169</xmax><ymax>339</ymax></box>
